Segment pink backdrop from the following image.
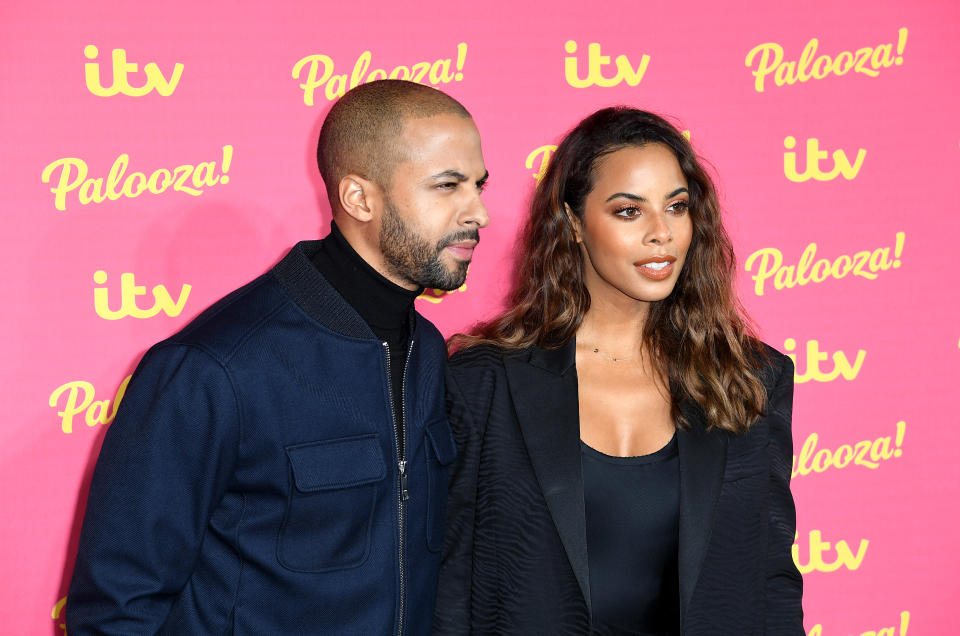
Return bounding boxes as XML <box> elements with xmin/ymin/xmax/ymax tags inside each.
<box><xmin>3</xmin><ymin>1</ymin><xmax>959</xmax><ymax>633</ymax></box>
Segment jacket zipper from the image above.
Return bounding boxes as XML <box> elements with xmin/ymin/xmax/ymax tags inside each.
<box><xmin>383</xmin><ymin>339</ymin><xmax>415</xmax><ymax>635</ymax></box>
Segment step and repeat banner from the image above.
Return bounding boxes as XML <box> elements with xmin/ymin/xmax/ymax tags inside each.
<box><xmin>2</xmin><ymin>0</ymin><xmax>958</xmax><ymax>634</ymax></box>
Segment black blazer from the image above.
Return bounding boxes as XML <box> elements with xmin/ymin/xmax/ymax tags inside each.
<box><xmin>434</xmin><ymin>339</ymin><xmax>803</xmax><ymax>635</ymax></box>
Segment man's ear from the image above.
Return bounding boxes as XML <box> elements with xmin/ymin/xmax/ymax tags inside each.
<box><xmin>564</xmin><ymin>203</ymin><xmax>583</xmax><ymax>243</ymax></box>
<box><xmin>338</xmin><ymin>174</ymin><xmax>381</xmax><ymax>223</ymax></box>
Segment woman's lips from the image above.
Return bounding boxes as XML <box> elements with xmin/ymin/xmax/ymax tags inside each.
<box><xmin>635</xmin><ymin>255</ymin><xmax>677</xmax><ymax>281</ymax></box>
<box><xmin>444</xmin><ymin>242</ymin><xmax>477</xmax><ymax>260</ymax></box>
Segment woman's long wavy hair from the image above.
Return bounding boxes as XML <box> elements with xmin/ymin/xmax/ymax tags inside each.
<box><xmin>451</xmin><ymin>107</ymin><xmax>768</xmax><ymax>433</ymax></box>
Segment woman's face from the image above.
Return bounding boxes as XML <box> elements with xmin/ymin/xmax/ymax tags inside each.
<box><xmin>577</xmin><ymin>143</ymin><xmax>693</xmax><ymax>307</ymax></box>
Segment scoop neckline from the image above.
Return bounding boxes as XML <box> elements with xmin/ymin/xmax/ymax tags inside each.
<box><xmin>580</xmin><ymin>431</ymin><xmax>678</xmax><ymax>465</ymax></box>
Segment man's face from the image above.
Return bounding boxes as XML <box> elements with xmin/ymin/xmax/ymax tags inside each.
<box><xmin>378</xmin><ymin>113</ymin><xmax>489</xmax><ymax>291</ymax></box>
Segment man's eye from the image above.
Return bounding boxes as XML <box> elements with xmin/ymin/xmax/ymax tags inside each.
<box><xmin>437</xmin><ymin>182</ymin><xmax>458</xmax><ymax>191</ymax></box>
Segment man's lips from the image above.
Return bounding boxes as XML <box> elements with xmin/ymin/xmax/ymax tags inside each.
<box><xmin>635</xmin><ymin>255</ymin><xmax>677</xmax><ymax>280</ymax></box>
<box><xmin>444</xmin><ymin>242</ymin><xmax>477</xmax><ymax>260</ymax></box>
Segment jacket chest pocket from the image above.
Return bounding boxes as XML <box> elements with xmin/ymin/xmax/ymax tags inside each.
<box><xmin>425</xmin><ymin>419</ymin><xmax>457</xmax><ymax>553</ymax></box>
<box><xmin>278</xmin><ymin>434</ymin><xmax>386</xmax><ymax>572</ymax></box>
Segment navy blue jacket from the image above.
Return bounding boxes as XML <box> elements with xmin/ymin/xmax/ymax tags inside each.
<box><xmin>67</xmin><ymin>241</ymin><xmax>456</xmax><ymax>635</ymax></box>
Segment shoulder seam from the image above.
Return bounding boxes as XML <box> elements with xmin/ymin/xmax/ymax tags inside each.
<box><xmin>220</xmin><ymin>301</ymin><xmax>290</xmax><ymax>363</ymax></box>
<box><xmin>175</xmin><ymin>294</ymin><xmax>290</xmax><ymax>364</ymax></box>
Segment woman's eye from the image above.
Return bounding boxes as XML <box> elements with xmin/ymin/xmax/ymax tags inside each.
<box><xmin>668</xmin><ymin>201</ymin><xmax>690</xmax><ymax>215</ymax></box>
<box><xmin>613</xmin><ymin>206</ymin><xmax>640</xmax><ymax>218</ymax></box>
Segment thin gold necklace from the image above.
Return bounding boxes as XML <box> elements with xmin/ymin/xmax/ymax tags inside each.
<box><xmin>579</xmin><ymin>343</ymin><xmax>638</xmax><ymax>363</ymax></box>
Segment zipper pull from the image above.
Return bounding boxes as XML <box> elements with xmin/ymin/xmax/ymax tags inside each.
<box><xmin>399</xmin><ymin>460</ymin><xmax>409</xmax><ymax>500</ymax></box>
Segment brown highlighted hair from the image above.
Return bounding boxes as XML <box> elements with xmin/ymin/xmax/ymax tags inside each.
<box><xmin>451</xmin><ymin>107</ymin><xmax>767</xmax><ymax>433</ymax></box>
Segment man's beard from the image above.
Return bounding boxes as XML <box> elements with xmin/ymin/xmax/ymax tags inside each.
<box><xmin>379</xmin><ymin>200</ymin><xmax>478</xmax><ymax>291</ymax></box>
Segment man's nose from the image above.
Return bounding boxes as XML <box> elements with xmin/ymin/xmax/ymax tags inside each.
<box><xmin>461</xmin><ymin>192</ymin><xmax>489</xmax><ymax>229</ymax></box>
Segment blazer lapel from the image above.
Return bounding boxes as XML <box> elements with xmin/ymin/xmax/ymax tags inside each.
<box><xmin>677</xmin><ymin>400</ymin><xmax>728</xmax><ymax>616</ymax></box>
<box><xmin>503</xmin><ymin>341</ymin><xmax>591</xmax><ymax>613</ymax></box>
<box><xmin>502</xmin><ymin>343</ymin><xmax>728</xmax><ymax>619</ymax></box>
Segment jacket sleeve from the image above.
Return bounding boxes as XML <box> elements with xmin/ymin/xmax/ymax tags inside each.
<box><xmin>763</xmin><ymin>354</ymin><xmax>805</xmax><ymax>634</ymax></box>
<box><xmin>66</xmin><ymin>343</ymin><xmax>239</xmax><ymax>635</ymax></box>
<box><xmin>433</xmin><ymin>367</ymin><xmax>485</xmax><ymax>635</ymax></box>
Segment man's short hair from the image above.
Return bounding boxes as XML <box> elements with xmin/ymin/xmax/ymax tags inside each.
<box><xmin>317</xmin><ymin>80</ymin><xmax>472</xmax><ymax>206</ymax></box>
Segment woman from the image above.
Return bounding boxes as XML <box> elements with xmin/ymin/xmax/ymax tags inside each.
<box><xmin>433</xmin><ymin>107</ymin><xmax>803</xmax><ymax>635</ymax></box>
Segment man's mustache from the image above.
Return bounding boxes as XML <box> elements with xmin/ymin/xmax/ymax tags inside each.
<box><xmin>439</xmin><ymin>229</ymin><xmax>481</xmax><ymax>248</ymax></box>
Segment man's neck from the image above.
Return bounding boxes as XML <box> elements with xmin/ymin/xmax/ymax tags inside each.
<box><xmin>310</xmin><ymin>221</ymin><xmax>422</xmax><ymax>334</ymax></box>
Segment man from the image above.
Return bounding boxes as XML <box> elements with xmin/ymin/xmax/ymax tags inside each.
<box><xmin>66</xmin><ymin>80</ymin><xmax>489</xmax><ymax>635</ymax></box>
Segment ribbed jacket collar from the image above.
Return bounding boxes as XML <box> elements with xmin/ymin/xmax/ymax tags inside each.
<box><xmin>271</xmin><ymin>240</ymin><xmax>421</xmax><ymax>340</ymax></box>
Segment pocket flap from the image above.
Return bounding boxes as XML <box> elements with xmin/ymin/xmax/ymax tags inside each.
<box><xmin>426</xmin><ymin>420</ymin><xmax>457</xmax><ymax>466</ymax></box>
<box><xmin>286</xmin><ymin>434</ymin><xmax>386</xmax><ymax>492</ymax></box>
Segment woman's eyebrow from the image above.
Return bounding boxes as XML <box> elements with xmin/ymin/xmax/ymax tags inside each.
<box><xmin>605</xmin><ymin>192</ymin><xmax>646</xmax><ymax>203</ymax></box>
<box><xmin>665</xmin><ymin>187</ymin><xmax>689</xmax><ymax>199</ymax></box>
<box><xmin>604</xmin><ymin>187</ymin><xmax>688</xmax><ymax>203</ymax></box>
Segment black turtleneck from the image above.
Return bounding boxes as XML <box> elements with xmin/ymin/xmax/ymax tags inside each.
<box><xmin>310</xmin><ymin>222</ymin><xmax>422</xmax><ymax>458</ymax></box>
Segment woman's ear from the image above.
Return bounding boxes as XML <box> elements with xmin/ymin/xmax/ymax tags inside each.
<box><xmin>564</xmin><ymin>203</ymin><xmax>583</xmax><ymax>243</ymax></box>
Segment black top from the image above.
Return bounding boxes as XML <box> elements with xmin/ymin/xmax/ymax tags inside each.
<box><xmin>581</xmin><ymin>433</ymin><xmax>681</xmax><ymax>636</ymax></box>
<box><xmin>310</xmin><ymin>222</ymin><xmax>422</xmax><ymax>454</ymax></box>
